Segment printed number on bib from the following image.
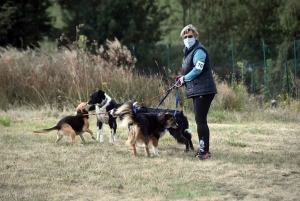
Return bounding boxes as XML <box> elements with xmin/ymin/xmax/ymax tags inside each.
<box><xmin>196</xmin><ymin>61</ymin><xmax>204</xmax><ymax>70</ymax></box>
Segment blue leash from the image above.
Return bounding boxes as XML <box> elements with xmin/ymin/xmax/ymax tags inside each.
<box><xmin>156</xmin><ymin>79</ymin><xmax>182</xmax><ymax>115</ymax></box>
<box><xmin>174</xmin><ymin>87</ymin><xmax>179</xmax><ymax>116</ymax></box>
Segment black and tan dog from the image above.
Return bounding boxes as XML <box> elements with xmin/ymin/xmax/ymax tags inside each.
<box><xmin>133</xmin><ymin>104</ymin><xmax>194</xmax><ymax>152</ymax></box>
<box><xmin>33</xmin><ymin>102</ymin><xmax>96</xmax><ymax>144</ymax></box>
<box><xmin>111</xmin><ymin>102</ymin><xmax>194</xmax><ymax>152</ymax></box>
<box><xmin>113</xmin><ymin>101</ymin><xmax>178</xmax><ymax>157</ymax></box>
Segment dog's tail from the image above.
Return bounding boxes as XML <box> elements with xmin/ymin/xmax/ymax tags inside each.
<box><xmin>184</xmin><ymin>129</ymin><xmax>192</xmax><ymax>137</ymax></box>
<box><xmin>113</xmin><ymin>101</ymin><xmax>137</xmax><ymax>126</ymax></box>
<box><xmin>126</xmin><ymin>124</ymin><xmax>137</xmax><ymax>146</ymax></box>
<box><xmin>33</xmin><ymin>126</ymin><xmax>59</xmax><ymax>134</ymax></box>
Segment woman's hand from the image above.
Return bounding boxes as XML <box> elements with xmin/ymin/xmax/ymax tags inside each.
<box><xmin>179</xmin><ymin>76</ymin><xmax>185</xmax><ymax>86</ymax></box>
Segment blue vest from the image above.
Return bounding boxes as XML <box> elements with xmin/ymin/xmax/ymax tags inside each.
<box><xmin>182</xmin><ymin>41</ymin><xmax>217</xmax><ymax>98</ymax></box>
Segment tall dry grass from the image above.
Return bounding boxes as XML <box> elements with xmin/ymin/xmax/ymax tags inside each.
<box><xmin>1</xmin><ymin>31</ymin><xmax>300</xmax><ymax>118</ymax></box>
<box><xmin>0</xmin><ymin>38</ymin><xmax>189</xmax><ymax>111</ymax></box>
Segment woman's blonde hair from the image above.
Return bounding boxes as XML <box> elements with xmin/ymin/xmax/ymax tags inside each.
<box><xmin>180</xmin><ymin>24</ymin><xmax>199</xmax><ymax>38</ymax></box>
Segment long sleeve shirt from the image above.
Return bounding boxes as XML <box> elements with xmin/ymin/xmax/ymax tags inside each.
<box><xmin>183</xmin><ymin>49</ymin><xmax>206</xmax><ymax>82</ymax></box>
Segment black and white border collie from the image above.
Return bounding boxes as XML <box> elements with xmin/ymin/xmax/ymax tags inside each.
<box><xmin>86</xmin><ymin>90</ymin><xmax>121</xmax><ymax>143</ymax></box>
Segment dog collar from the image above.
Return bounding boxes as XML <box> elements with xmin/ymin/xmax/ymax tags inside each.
<box><xmin>96</xmin><ymin>97</ymin><xmax>107</xmax><ymax>108</ymax></box>
<box><xmin>159</xmin><ymin>126</ymin><xmax>168</xmax><ymax>131</ymax></box>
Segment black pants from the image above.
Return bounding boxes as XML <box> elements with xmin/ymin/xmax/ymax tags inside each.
<box><xmin>193</xmin><ymin>94</ymin><xmax>215</xmax><ymax>152</ymax></box>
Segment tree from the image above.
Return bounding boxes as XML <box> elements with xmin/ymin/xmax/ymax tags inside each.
<box><xmin>57</xmin><ymin>0</ymin><xmax>169</xmax><ymax>45</ymax></box>
<box><xmin>279</xmin><ymin>0</ymin><xmax>300</xmax><ymax>39</ymax></box>
<box><xmin>0</xmin><ymin>0</ymin><xmax>57</xmax><ymax>48</ymax></box>
<box><xmin>0</xmin><ymin>1</ymin><xmax>17</xmax><ymax>43</ymax></box>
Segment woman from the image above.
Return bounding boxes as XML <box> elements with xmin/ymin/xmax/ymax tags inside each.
<box><xmin>178</xmin><ymin>24</ymin><xmax>217</xmax><ymax>160</ymax></box>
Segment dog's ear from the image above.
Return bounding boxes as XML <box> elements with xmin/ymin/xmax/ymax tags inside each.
<box><xmin>76</xmin><ymin>102</ymin><xmax>88</xmax><ymax>113</ymax></box>
<box><xmin>162</xmin><ymin>112</ymin><xmax>176</xmax><ymax>121</ymax></box>
<box><xmin>157</xmin><ymin>112</ymin><xmax>166</xmax><ymax>121</ymax></box>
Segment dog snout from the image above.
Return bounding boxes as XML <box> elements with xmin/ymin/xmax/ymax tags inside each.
<box><xmin>172</xmin><ymin>122</ymin><xmax>178</xmax><ymax>129</ymax></box>
<box><xmin>86</xmin><ymin>103</ymin><xmax>92</xmax><ymax>110</ymax></box>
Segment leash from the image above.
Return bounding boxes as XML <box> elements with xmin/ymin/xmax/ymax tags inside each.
<box><xmin>174</xmin><ymin>87</ymin><xmax>179</xmax><ymax>116</ymax></box>
<box><xmin>82</xmin><ymin>111</ymin><xmax>107</xmax><ymax>116</ymax></box>
<box><xmin>136</xmin><ymin>77</ymin><xmax>182</xmax><ymax>106</ymax></box>
<box><xmin>85</xmin><ymin>77</ymin><xmax>183</xmax><ymax>117</ymax></box>
<box><xmin>136</xmin><ymin>90</ymin><xmax>172</xmax><ymax>106</ymax></box>
<box><xmin>173</xmin><ymin>76</ymin><xmax>183</xmax><ymax>115</ymax></box>
<box><xmin>156</xmin><ymin>79</ymin><xmax>182</xmax><ymax>109</ymax></box>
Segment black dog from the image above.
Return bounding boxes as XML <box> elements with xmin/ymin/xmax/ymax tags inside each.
<box><xmin>112</xmin><ymin>101</ymin><xmax>178</xmax><ymax>157</ymax></box>
<box><xmin>86</xmin><ymin>90</ymin><xmax>122</xmax><ymax>143</ymax></box>
<box><xmin>134</xmin><ymin>104</ymin><xmax>194</xmax><ymax>152</ymax></box>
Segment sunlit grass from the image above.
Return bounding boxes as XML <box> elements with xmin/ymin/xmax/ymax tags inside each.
<box><xmin>0</xmin><ymin>107</ymin><xmax>299</xmax><ymax>200</ymax></box>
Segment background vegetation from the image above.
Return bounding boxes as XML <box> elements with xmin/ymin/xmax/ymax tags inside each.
<box><xmin>1</xmin><ymin>0</ymin><xmax>300</xmax><ymax>104</ymax></box>
<box><xmin>1</xmin><ymin>1</ymin><xmax>300</xmax><ymax>200</ymax></box>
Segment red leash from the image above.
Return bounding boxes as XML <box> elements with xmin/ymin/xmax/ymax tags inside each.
<box><xmin>82</xmin><ymin>111</ymin><xmax>107</xmax><ymax>116</ymax></box>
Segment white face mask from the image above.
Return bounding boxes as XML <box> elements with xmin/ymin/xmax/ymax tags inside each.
<box><xmin>183</xmin><ymin>37</ymin><xmax>195</xmax><ymax>49</ymax></box>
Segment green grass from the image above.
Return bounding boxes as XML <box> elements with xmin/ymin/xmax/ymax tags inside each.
<box><xmin>0</xmin><ymin>107</ymin><xmax>299</xmax><ymax>200</ymax></box>
<box><xmin>1</xmin><ymin>20</ymin><xmax>299</xmax><ymax>200</ymax></box>
<box><xmin>226</xmin><ymin>140</ymin><xmax>247</xmax><ymax>147</ymax></box>
<box><xmin>0</xmin><ymin>117</ymin><xmax>10</xmax><ymax>126</ymax></box>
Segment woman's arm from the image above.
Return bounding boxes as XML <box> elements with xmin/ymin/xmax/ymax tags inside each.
<box><xmin>183</xmin><ymin>49</ymin><xmax>206</xmax><ymax>82</ymax></box>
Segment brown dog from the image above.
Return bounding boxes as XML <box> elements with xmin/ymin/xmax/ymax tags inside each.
<box><xmin>33</xmin><ymin>102</ymin><xmax>96</xmax><ymax>144</ymax></box>
<box><xmin>112</xmin><ymin>101</ymin><xmax>178</xmax><ymax>157</ymax></box>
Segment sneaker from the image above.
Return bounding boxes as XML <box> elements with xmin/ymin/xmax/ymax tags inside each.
<box><xmin>194</xmin><ymin>149</ymin><xmax>201</xmax><ymax>157</ymax></box>
<box><xmin>195</xmin><ymin>151</ymin><xmax>211</xmax><ymax>160</ymax></box>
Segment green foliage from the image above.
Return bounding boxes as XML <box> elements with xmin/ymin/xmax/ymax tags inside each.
<box><xmin>57</xmin><ymin>0</ymin><xmax>169</xmax><ymax>45</ymax></box>
<box><xmin>159</xmin><ymin>1</ymin><xmax>298</xmax><ymax>97</ymax></box>
<box><xmin>232</xmin><ymin>83</ymin><xmax>247</xmax><ymax>109</ymax></box>
<box><xmin>2</xmin><ymin>0</ymin><xmax>300</xmax><ymax>108</ymax></box>
<box><xmin>78</xmin><ymin>35</ymin><xmax>89</xmax><ymax>51</ymax></box>
<box><xmin>260</xmin><ymin>85</ymin><xmax>272</xmax><ymax>102</ymax></box>
<box><xmin>0</xmin><ymin>117</ymin><xmax>11</xmax><ymax>127</ymax></box>
<box><xmin>213</xmin><ymin>81</ymin><xmax>247</xmax><ymax>111</ymax></box>
<box><xmin>208</xmin><ymin>110</ymin><xmax>227</xmax><ymax>123</ymax></box>
<box><xmin>162</xmin><ymin>0</ymin><xmax>286</xmax><ymax>43</ymax></box>
<box><xmin>0</xmin><ymin>1</ymin><xmax>17</xmax><ymax>41</ymax></box>
<box><xmin>1</xmin><ymin>1</ymin><xmax>300</xmax><ymax>101</ymax></box>
<box><xmin>279</xmin><ymin>0</ymin><xmax>300</xmax><ymax>39</ymax></box>
<box><xmin>0</xmin><ymin>90</ymin><xmax>9</xmax><ymax>111</ymax></box>
<box><xmin>0</xmin><ymin>0</ymin><xmax>58</xmax><ymax>48</ymax></box>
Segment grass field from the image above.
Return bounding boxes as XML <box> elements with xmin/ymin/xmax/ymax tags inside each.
<box><xmin>0</xmin><ymin>107</ymin><xmax>299</xmax><ymax>201</ymax></box>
